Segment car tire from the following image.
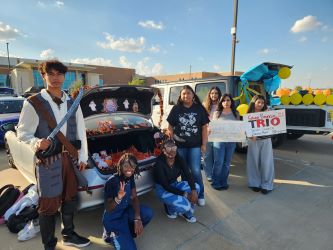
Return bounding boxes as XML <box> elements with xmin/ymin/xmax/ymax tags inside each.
<box><xmin>287</xmin><ymin>133</ymin><xmax>304</xmax><ymax>140</ymax></box>
<box><xmin>5</xmin><ymin>140</ymin><xmax>16</xmax><ymax>169</ymax></box>
<box><xmin>271</xmin><ymin>134</ymin><xmax>286</xmax><ymax>148</ymax></box>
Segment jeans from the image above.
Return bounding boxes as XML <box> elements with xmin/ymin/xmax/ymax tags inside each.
<box><xmin>155</xmin><ymin>182</ymin><xmax>200</xmax><ymax>217</ymax></box>
<box><xmin>177</xmin><ymin>147</ymin><xmax>204</xmax><ymax>199</ymax></box>
<box><xmin>203</xmin><ymin>142</ymin><xmax>214</xmax><ymax>179</ymax></box>
<box><xmin>212</xmin><ymin>142</ymin><xmax>236</xmax><ymax>188</ymax></box>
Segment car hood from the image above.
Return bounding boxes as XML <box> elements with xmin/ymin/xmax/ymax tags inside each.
<box><xmin>0</xmin><ymin>113</ymin><xmax>20</xmax><ymax>121</ymax></box>
<box><xmin>80</xmin><ymin>86</ymin><xmax>157</xmax><ymax>118</ymax></box>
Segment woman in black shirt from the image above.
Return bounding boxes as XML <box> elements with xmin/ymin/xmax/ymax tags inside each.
<box><xmin>154</xmin><ymin>139</ymin><xmax>199</xmax><ymax>223</ymax></box>
<box><xmin>167</xmin><ymin>85</ymin><xmax>209</xmax><ymax>206</ymax></box>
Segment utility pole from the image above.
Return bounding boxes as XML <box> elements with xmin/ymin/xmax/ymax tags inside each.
<box><xmin>230</xmin><ymin>0</ymin><xmax>239</xmax><ymax>75</ymax></box>
<box><xmin>6</xmin><ymin>42</ymin><xmax>11</xmax><ymax>87</ymax></box>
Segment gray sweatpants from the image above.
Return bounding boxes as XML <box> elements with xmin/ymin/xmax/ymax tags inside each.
<box><xmin>246</xmin><ymin>138</ymin><xmax>275</xmax><ymax>190</ymax></box>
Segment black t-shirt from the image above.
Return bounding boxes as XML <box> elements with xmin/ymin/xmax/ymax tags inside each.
<box><xmin>154</xmin><ymin>154</ymin><xmax>196</xmax><ymax>195</ymax></box>
<box><xmin>167</xmin><ymin>103</ymin><xmax>209</xmax><ymax>148</ymax></box>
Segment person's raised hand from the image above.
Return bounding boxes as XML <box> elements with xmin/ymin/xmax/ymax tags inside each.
<box><xmin>117</xmin><ymin>181</ymin><xmax>126</xmax><ymax>200</ymax></box>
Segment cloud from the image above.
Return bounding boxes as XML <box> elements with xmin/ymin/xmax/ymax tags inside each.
<box><xmin>97</xmin><ymin>33</ymin><xmax>145</xmax><ymax>53</ymax></box>
<box><xmin>290</xmin><ymin>15</ymin><xmax>322</xmax><ymax>33</ymax></box>
<box><xmin>135</xmin><ymin>57</ymin><xmax>163</xmax><ymax>76</ymax></box>
<box><xmin>37</xmin><ymin>1</ymin><xmax>64</xmax><ymax>8</ymax></box>
<box><xmin>138</xmin><ymin>20</ymin><xmax>164</xmax><ymax>30</ymax></box>
<box><xmin>298</xmin><ymin>36</ymin><xmax>307</xmax><ymax>42</ymax></box>
<box><xmin>0</xmin><ymin>22</ymin><xmax>22</xmax><ymax>41</ymax></box>
<box><xmin>259</xmin><ymin>48</ymin><xmax>270</xmax><ymax>55</ymax></box>
<box><xmin>70</xmin><ymin>57</ymin><xmax>113</xmax><ymax>66</ymax></box>
<box><xmin>40</xmin><ymin>48</ymin><xmax>56</xmax><ymax>59</ymax></box>
<box><xmin>119</xmin><ymin>56</ymin><xmax>132</xmax><ymax>68</ymax></box>
<box><xmin>213</xmin><ymin>65</ymin><xmax>221</xmax><ymax>71</ymax></box>
<box><xmin>321</xmin><ymin>37</ymin><xmax>328</xmax><ymax>43</ymax></box>
<box><xmin>148</xmin><ymin>45</ymin><xmax>160</xmax><ymax>53</ymax></box>
<box><xmin>54</xmin><ymin>1</ymin><xmax>64</xmax><ymax>8</ymax></box>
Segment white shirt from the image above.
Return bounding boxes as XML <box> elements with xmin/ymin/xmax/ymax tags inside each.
<box><xmin>16</xmin><ymin>89</ymin><xmax>88</xmax><ymax>164</ymax></box>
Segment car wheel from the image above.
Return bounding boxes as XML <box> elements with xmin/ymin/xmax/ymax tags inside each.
<box><xmin>5</xmin><ymin>140</ymin><xmax>16</xmax><ymax>169</ymax></box>
<box><xmin>287</xmin><ymin>133</ymin><xmax>304</xmax><ymax>140</ymax></box>
<box><xmin>271</xmin><ymin>134</ymin><xmax>286</xmax><ymax>148</ymax></box>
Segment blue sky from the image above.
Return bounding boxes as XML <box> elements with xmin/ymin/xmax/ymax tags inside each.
<box><xmin>0</xmin><ymin>0</ymin><xmax>332</xmax><ymax>88</ymax></box>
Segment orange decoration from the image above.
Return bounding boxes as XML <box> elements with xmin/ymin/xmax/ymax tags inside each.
<box><xmin>323</xmin><ymin>89</ymin><xmax>332</xmax><ymax>96</ymax></box>
<box><xmin>313</xmin><ymin>89</ymin><xmax>323</xmax><ymax>95</ymax></box>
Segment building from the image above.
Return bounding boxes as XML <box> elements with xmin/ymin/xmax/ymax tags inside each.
<box><xmin>0</xmin><ymin>56</ymin><xmax>135</xmax><ymax>95</ymax></box>
<box><xmin>145</xmin><ymin>71</ymin><xmax>244</xmax><ymax>85</ymax></box>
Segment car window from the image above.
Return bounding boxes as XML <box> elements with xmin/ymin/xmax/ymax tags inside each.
<box><xmin>153</xmin><ymin>88</ymin><xmax>164</xmax><ymax>105</ymax></box>
<box><xmin>0</xmin><ymin>99</ymin><xmax>24</xmax><ymax>114</ymax></box>
<box><xmin>195</xmin><ymin>82</ymin><xmax>227</xmax><ymax>102</ymax></box>
<box><xmin>169</xmin><ymin>86</ymin><xmax>183</xmax><ymax>105</ymax></box>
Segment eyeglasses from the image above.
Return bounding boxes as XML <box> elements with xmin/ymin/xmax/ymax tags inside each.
<box><xmin>164</xmin><ymin>145</ymin><xmax>177</xmax><ymax>152</ymax></box>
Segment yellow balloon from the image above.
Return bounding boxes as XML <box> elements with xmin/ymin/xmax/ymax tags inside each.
<box><xmin>326</xmin><ymin>94</ymin><xmax>333</xmax><ymax>105</ymax></box>
<box><xmin>237</xmin><ymin>104</ymin><xmax>249</xmax><ymax>116</ymax></box>
<box><xmin>314</xmin><ymin>94</ymin><xmax>326</xmax><ymax>106</ymax></box>
<box><xmin>302</xmin><ymin>93</ymin><xmax>314</xmax><ymax>105</ymax></box>
<box><xmin>280</xmin><ymin>95</ymin><xmax>290</xmax><ymax>105</ymax></box>
<box><xmin>278</xmin><ymin>67</ymin><xmax>291</xmax><ymax>79</ymax></box>
<box><xmin>290</xmin><ymin>93</ymin><xmax>302</xmax><ymax>105</ymax></box>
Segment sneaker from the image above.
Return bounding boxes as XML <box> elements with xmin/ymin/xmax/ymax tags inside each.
<box><xmin>261</xmin><ymin>189</ymin><xmax>272</xmax><ymax>195</ymax></box>
<box><xmin>207</xmin><ymin>177</ymin><xmax>212</xmax><ymax>182</ymax></box>
<box><xmin>18</xmin><ymin>220</ymin><xmax>40</xmax><ymax>241</ymax></box>
<box><xmin>62</xmin><ymin>232</ymin><xmax>90</xmax><ymax>247</ymax></box>
<box><xmin>198</xmin><ymin>198</ymin><xmax>205</xmax><ymax>207</ymax></box>
<box><xmin>250</xmin><ymin>186</ymin><xmax>261</xmax><ymax>192</ymax></box>
<box><xmin>164</xmin><ymin>204</ymin><xmax>177</xmax><ymax>219</ymax></box>
<box><xmin>181</xmin><ymin>213</ymin><xmax>197</xmax><ymax>223</ymax></box>
<box><xmin>103</xmin><ymin>231</ymin><xmax>117</xmax><ymax>245</ymax></box>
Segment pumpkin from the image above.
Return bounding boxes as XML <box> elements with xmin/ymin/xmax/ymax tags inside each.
<box><xmin>276</xmin><ymin>88</ymin><xmax>291</xmax><ymax>97</ymax></box>
<box><xmin>313</xmin><ymin>89</ymin><xmax>323</xmax><ymax>95</ymax></box>
<box><xmin>323</xmin><ymin>89</ymin><xmax>332</xmax><ymax>96</ymax></box>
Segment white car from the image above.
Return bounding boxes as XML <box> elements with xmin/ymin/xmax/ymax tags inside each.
<box><xmin>5</xmin><ymin>86</ymin><xmax>160</xmax><ymax>210</ymax></box>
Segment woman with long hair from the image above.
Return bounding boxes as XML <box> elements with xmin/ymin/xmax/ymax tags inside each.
<box><xmin>211</xmin><ymin>93</ymin><xmax>239</xmax><ymax>190</ymax></box>
<box><xmin>246</xmin><ymin>95</ymin><xmax>275</xmax><ymax>194</ymax></box>
<box><xmin>167</xmin><ymin>85</ymin><xmax>210</xmax><ymax>206</ymax></box>
<box><xmin>202</xmin><ymin>87</ymin><xmax>222</xmax><ymax>181</ymax></box>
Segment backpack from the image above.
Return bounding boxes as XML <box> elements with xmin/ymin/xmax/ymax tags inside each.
<box><xmin>0</xmin><ymin>184</ymin><xmax>21</xmax><ymax>217</ymax></box>
<box><xmin>7</xmin><ymin>205</ymin><xmax>39</xmax><ymax>233</ymax></box>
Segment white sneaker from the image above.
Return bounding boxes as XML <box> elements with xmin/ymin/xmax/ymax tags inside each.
<box><xmin>18</xmin><ymin>220</ymin><xmax>40</xmax><ymax>241</ymax></box>
<box><xmin>181</xmin><ymin>214</ymin><xmax>197</xmax><ymax>223</ymax></box>
<box><xmin>198</xmin><ymin>198</ymin><xmax>205</xmax><ymax>207</ymax></box>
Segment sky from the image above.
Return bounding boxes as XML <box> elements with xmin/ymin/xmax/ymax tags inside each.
<box><xmin>0</xmin><ymin>0</ymin><xmax>332</xmax><ymax>88</ymax></box>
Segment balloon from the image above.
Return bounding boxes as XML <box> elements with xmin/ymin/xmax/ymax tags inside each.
<box><xmin>280</xmin><ymin>95</ymin><xmax>290</xmax><ymax>105</ymax></box>
<box><xmin>278</xmin><ymin>67</ymin><xmax>291</xmax><ymax>79</ymax></box>
<box><xmin>314</xmin><ymin>94</ymin><xmax>326</xmax><ymax>106</ymax></box>
<box><xmin>237</xmin><ymin>104</ymin><xmax>249</xmax><ymax>116</ymax></box>
<box><xmin>326</xmin><ymin>94</ymin><xmax>333</xmax><ymax>105</ymax></box>
<box><xmin>302</xmin><ymin>93</ymin><xmax>314</xmax><ymax>105</ymax></box>
<box><xmin>290</xmin><ymin>93</ymin><xmax>302</xmax><ymax>105</ymax></box>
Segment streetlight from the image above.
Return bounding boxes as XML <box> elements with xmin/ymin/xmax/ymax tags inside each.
<box><xmin>6</xmin><ymin>42</ymin><xmax>11</xmax><ymax>87</ymax></box>
<box><xmin>230</xmin><ymin>0</ymin><xmax>239</xmax><ymax>75</ymax></box>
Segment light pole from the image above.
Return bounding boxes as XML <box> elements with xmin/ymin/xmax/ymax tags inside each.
<box><xmin>6</xmin><ymin>42</ymin><xmax>11</xmax><ymax>87</ymax></box>
<box><xmin>230</xmin><ymin>0</ymin><xmax>239</xmax><ymax>75</ymax></box>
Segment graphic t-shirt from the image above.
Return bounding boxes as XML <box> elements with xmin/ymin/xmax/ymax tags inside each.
<box><xmin>167</xmin><ymin>103</ymin><xmax>209</xmax><ymax>148</ymax></box>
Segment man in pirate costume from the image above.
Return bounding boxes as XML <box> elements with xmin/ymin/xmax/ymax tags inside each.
<box><xmin>17</xmin><ymin>60</ymin><xmax>90</xmax><ymax>250</ymax></box>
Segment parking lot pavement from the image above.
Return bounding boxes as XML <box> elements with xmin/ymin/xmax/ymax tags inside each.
<box><xmin>0</xmin><ymin>135</ymin><xmax>332</xmax><ymax>250</ymax></box>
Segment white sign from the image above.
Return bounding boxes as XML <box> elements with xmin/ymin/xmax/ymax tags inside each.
<box><xmin>243</xmin><ymin>109</ymin><xmax>286</xmax><ymax>137</ymax></box>
<box><xmin>208</xmin><ymin>120</ymin><xmax>246</xmax><ymax>142</ymax></box>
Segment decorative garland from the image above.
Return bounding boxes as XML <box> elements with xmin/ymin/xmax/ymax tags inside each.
<box><xmin>156</xmin><ymin>88</ymin><xmax>164</xmax><ymax>128</ymax></box>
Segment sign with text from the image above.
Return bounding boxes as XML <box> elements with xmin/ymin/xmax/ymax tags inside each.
<box><xmin>243</xmin><ymin>109</ymin><xmax>286</xmax><ymax>137</ymax></box>
<box><xmin>208</xmin><ymin>120</ymin><xmax>246</xmax><ymax>142</ymax></box>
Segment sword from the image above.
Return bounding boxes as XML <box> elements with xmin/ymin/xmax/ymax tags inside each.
<box><xmin>38</xmin><ymin>88</ymin><xmax>84</xmax><ymax>158</ymax></box>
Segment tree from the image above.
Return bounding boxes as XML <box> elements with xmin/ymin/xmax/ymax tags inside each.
<box><xmin>295</xmin><ymin>86</ymin><xmax>302</xmax><ymax>91</ymax></box>
<box><xmin>128</xmin><ymin>77</ymin><xmax>145</xmax><ymax>86</ymax></box>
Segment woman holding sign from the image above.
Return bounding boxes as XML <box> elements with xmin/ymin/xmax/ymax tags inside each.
<box><xmin>246</xmin><ymin>95</ymin><xmax>275</xmax><ymax>195</ymax></box>
<box><xmin>211</xmin><ymin>94</ymin><xmax>240</xmax><ymax>190</ymax></box>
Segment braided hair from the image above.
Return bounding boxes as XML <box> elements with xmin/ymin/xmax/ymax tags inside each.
<box><xmin>117</xmin><ymin>153</ymin><xmax>140</xmax><ymax>177</ymax></box>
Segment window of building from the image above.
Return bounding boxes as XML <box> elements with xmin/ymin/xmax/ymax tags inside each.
<box><xmin>0</xmin><ymin>74</ymin><xmax>9</xmax><ymax>87</ymax></box>
<box><xmin>63</xmin><ymin>71</ymin><xmax>76</xmax><ymax>90</ymax></box>
<box><xmin>99</xmin><ymin>79</ymin><xmax>104</xmax><ymax>86</ymax></box>
<box><xmin>33</xmin><ymin>70</ymin><xmax>44</xmax><ymax>87</ymax></box>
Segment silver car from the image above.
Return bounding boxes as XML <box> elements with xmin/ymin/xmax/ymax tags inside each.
<box><xmin>5</xmin><ymin>86</ymin><xmax>160</xmax><ymax>210</ymax></box>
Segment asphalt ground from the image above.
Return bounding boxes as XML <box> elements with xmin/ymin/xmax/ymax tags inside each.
<box><xmin>0</xmin><ymin>134</ymin><xmax>332</xmax><ymax>250</ymax></box>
